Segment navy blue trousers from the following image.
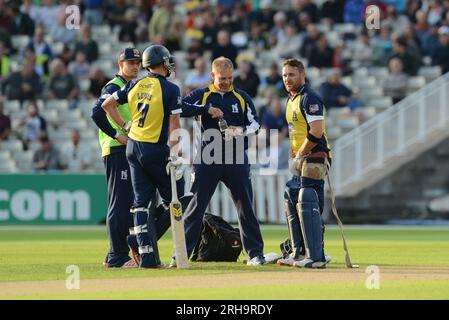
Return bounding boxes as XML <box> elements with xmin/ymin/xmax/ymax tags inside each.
<box><xmin>126</xmin><ymin>139</ymin><xmax>184</xmax><ymax>206</ymax></box>
<box><xmin>183</xmin><ymin>162</ymin><xmax>264</xmax><ymax>260</ymax></box>
<box><xmin>103</xmin><ymin>150</ymin><xmax>134</xmax><ymax>267</ymax></box>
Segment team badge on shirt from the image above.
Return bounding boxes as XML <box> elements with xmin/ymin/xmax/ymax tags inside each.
<box><xmin>309</xmin><ymin>104</ymin><xmax>320</xmax><ymax>113</ymax></box>
<box><xmin>292</xmin><ymin>110</ymin><xmax>298</xmax><ymax>121</ymax></box>
<box><xmin>232</xmin><ymin>103</ymin><xmax>239</xmax><ymax>113</ymax></box>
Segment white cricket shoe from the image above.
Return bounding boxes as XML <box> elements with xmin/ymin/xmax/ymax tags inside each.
<box><xmin>276</xmin><ymin>254</ymin><xmax>305</xmax><ymax>266</ymax></box>
<box><xmin>246</xmin><ymin>255</ymin><xmax>266</xmax><ymax>266</ymax></box>
<box><xmin>292</xmin><ymin>254</ymin><xmax>332</xmax><ymax>269</ymax></box>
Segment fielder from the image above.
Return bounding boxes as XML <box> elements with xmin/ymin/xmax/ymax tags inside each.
<box><xmin>91</xmin><ymin>48</ymin><xmax>141</xmax><ymax>268</ymax></box>
<box><xmin>102</xmin><ymin>45</ymin><xmax>223</xmax><ymax>268</ymax></box>
<box><xmin>277</xmin><ymin>58</ymin><xmax>332</xmax><ymax>268</ymax></box>
<box><xmin>180</xmin><ymin>56</ymin><xmax>266</xmax><ymax>266</ymax></box>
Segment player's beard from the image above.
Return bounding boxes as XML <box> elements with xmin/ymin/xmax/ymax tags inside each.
<box><xmin>286</xmin><ymin>82</ymin><xmax>301</xmax><ymax>94</ymax></box>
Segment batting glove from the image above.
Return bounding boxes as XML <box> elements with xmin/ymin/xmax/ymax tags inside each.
<box><xmin>166</xmin><ymin>156</ymin><xmax>184</xmax><ymax>176</ymax></box>
<box><xmin>289</xmin><ymin>153</ymin><xmax>310</xmax><ymax>176</ymax></box>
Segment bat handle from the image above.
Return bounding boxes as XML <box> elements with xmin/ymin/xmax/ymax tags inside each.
<box><xmin>169</xmin><ymin>165</ymin><xmax>178</xmax><ymax>202</ymax></box>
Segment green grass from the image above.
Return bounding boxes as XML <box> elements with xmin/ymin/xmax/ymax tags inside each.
<box><xmin>1</xmin><ymin>226</ymin><xmax>449</xmax><ymax>299</ymax></box>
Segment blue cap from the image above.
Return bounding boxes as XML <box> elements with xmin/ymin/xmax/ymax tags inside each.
<box><xmin>119</xmin><ymin>48</ymin><xmax>142</xmax><ymax>61</ymax></box>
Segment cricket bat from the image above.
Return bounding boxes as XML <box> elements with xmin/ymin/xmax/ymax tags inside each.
<box><xmin>169</xmin><ymin>165</ymin><xmax>189</xmax><ymax>269</ymax></box>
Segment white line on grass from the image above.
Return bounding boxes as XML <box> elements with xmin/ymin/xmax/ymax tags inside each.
<box><xmin>1</xmin><ymin>224</ymin><xmax>449</xmax><ymax>232</ymax></box>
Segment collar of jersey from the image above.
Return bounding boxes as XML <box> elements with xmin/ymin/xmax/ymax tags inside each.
<box><xmin>147</xmin><ymin>72</ymin><xmax>166</xmax><ymax>80</ymax></box>
<box><xmin>288</xmin><ymin>83</ymin><xmax>308</xmax><ymax>101</ymax></box>
<box><xmin>114</xmin><ymin>73</ymin><xmax>128</xmax><ymax>85</ymax></box>
<box><xmin>208</xmin><ymin>84</ymin><xmax>235</xmax><ymax>93</ymax></box>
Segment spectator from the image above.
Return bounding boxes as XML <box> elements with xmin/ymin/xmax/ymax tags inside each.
<box><xmin>104</xmin><ymin>0</ymin><xmax>129</xmax><ymax>29</ymax></box>
<box><xmin>383</xmin><ymin>58</ymin><xmax>408</xmax><ymax>104</ymax></box>
<box><xmin>298</xmin><ymin>0</ymin><xmax>320</xmax><ymax>23</ymax></box>
<box><xmin>321</xmin><ymin>0</ymin><xmax>345</xmax><ymax>24</ymax></box>
<box><xmin>258</xmin><ymin>87</ymin><xmax>277</xmax><ymax>123</ymax></box>
<box><xmin>135</xmin><ymin>0</ymin><xmax>153</xmax><ymax>42</ymax></box>
<box><xmin>68</xmin><ymin>51</ymin><xmax>91</xmax><ymax>81</ymax></box>
<box><xmin>308</xmin><ymin>33</ymin><xmax>334</xmax><ymax>69</ymax></box>
<box><xmin>404</xmin><ymin>24</ymin><xmax>424</xmax><ymax>58</ymax></box>
<box><xmin>261</xmin><ymin>97</ymin><xmax>288</xmax><ymax>139</ymax></box>
<box><xmin>247</xmin><ymin>21</ymin><xmax>268</xmax><ymax>56</ymax></box>
<box><xmin>248</xmin><ymin>0</ymin><xmax>275</xmax><ymax>32</ymax></box>
<box><xmin>51</xmin><ymin>1</ymin><xmax>78</xmax><ymax>44</ymax></box>
<box><xmin>297</xmin><ymin>12</ymin><xmax>312</xmax><ymax>33</ymax></box>
<box><xmin>274</xmin><ymin>22</ymin><xmax>303</xmax><ymax>59</ymax></box>
<box><xmin>26</xmin><ymin>0</ymin><xmax>59</xmax><ymax>34</ymax></box>
<box><xmin>233</xmin><ymin>58</ymin><xmax>260</xmax><ymax>98</ymax></box>
<box><xmin>353</xmin><ymin>31</ymin><xmax>373</xmax><ymax>67</ymax></box>
<box><xmin>32</xmin><ymin>135</ymin><xmax>62</xmax><ymax>171</ymax></box>
<box><xmin>415</xmin><ymin>10</ymin><xmax>430</xmax><ymax>47</ymax></box>
<box><xmin>0</xmin><ymin>28</ymin><xmax>14</xmax><ymax>56</ymax></box>
<box><xmin>427</xmin><ymin>0</ymin><xmax>444</xmax><ymax>26</ymax></box>
<box><xmin>332</xmin><ymin>42</ymin><xmax>351</xmax><ymax>72</ymax></box>
<box><xmin>148</xmin><ymin>0</ymin><xmax>184</xmax><ymax>52</ymax></box>
<box><xmin>0</xmin><ymin>41</ymin><xmax>12</xmax><ymax>83</ymax></box>
<box><xmin>319</xmin><ymin>70</ymin><xmax>353</xmax><ymax>108</ymax></box>
<box><xmin>74</xmin><ymin>24</ymin><xmax>99</xmax><ymax>63</ymax></box>
<box><xmin>61</xmin><ymin>129</ymin><xmax>92</xmax><ymax>171</ymax></box>
<box><xmin>183</xmin><ymin>57</ymin><xmax>210</xmax><ymax>95</ymax></box>
<box><xmin>268</xmin><ymin>11</ymin><xmax>288</xmax><ymax>48</ymax></box>
<box><xmin>186</xmin><ymin>38</ymin><xmax>205</xmax><ymax>70</ymax></box>
<box><xmin>212</xmin><ymin>30</ymin><xmax>239</xmax><ymax>67</ymax></box>
<box><xmin>88</xmin><ymin>66</ymin><xmax>109</xmax><ymax>99</ymax></box>
<box><xmin>261</xmin><ymin>63</ymin><xmax>286</xmax><ymax>97</ymax></box>
<box><xmin>83</xmin><ymin>0</ymin><xmax>104</xmax><ymax>26</ymax></box>
<box><xmin>432</xmin><ymin>26</ymin><xmax>449</xmax><ymax>74</ymax></box>
<box><xmin>200</xmin><ymin>10</ymin><xmax>218</xmax><ymax>50</ymax></box>
<box><xmin>3</xmin><ymin>62</ymin><xmax>42</xmax><ymax>102</ymax></box>
<box><xmin>26</xmin><ymin>26</ymin><xmax>53</xmax><ymax>77</ymax></box>
<box><xmin>344</xmin><ymin>0</ymin><xmax>365</xmax><ymax>24</ymax></box>
<box><xmin>17</xmin><ymin>102</ymin><xmax>47</xmax><ymax>150</ymax></box>
<box><xmin>119</xmin><ymin>8</ymin><xmax>138</xmax><ymax>44</ymax></box>
<box><xmin>57</xmin><ymin>44</ymin><xmax>74</xmax><ymax>67</ymax></box>
<box><xmin>383</xmin><ymin>4</ymin><xmax>411</xmax><ymax>35</ymax></box>
<box><xmin>47</xmin><ymin>59</ymin><xmax>79</xmax><ymax>109</ymax></box>
<box><xmin>0</xmin><ymin>100</ymin><xmax>11</xmax><ymax>141</ymax></box>
<box><xmin>7</xmin><ymin>1</ymin><xmax>35</xmax><ymax>36</ymax></box>
<box><xmin>423</xmin><ymin>23</ymin><xmax>441</xmax><ymax>56</ymax></box>
<box><xmin>300</xmin><ymin>24</ymin><xmax>320</xmax><ymax>60</ymax></box>
<box><xmin>23</xmin><ymin>47</ymin><xmax>48</xmax><ymax>79</ymax></box>
<box><xmin>389</xmin><ymin>36</ymin><xmax>420</xmax><ymax>76</ymax></box>
<box><xmin>372</xmin><ymin>25</ymin><xmax>393</xmax><ymax>66</ymax></box>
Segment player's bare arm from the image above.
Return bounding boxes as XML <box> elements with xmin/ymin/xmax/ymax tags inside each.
<box><xmin>169</xmin><ymin>113</ymin><xmax>181</xmax><ymax>156</ymax></box>
<box><xmin>101</xmin><ymin>96</ymin><xmax>128</xmax><ymax>132</ymax></box>
<box><xmin>296</xmin><ymin>120</ymin><xmax>323</xmax><ymax>157</ymax></box>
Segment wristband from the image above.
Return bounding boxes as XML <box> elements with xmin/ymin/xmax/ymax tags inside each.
<box><xmin>307</xmin><ymin>132</ymin><xmax>321</xmax><ymax>143</ymax></box>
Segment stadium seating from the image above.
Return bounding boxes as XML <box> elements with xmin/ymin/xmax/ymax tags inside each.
<box><xmin>0</xmin><ymin>8</ymin><xmax>443</xmax><ymax>173</ymax></box>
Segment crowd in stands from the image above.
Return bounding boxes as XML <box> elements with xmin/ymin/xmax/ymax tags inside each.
<box><xmin>1</xmin><ymin>0</ymin><xmax>449</xmax><ymax>172</ymax></box>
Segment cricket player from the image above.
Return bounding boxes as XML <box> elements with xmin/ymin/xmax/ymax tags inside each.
<box><xmin>101</xmin><ymin>44</ymin><xmax>223</xmax><ymax>268</ymax></box>
<box><xmin>277</xmin><ymin>58</ymin><xmax>332</xmax><ymax>268</ymax></box>
<box><xmin>91</xmin><ymin>47</ymin><xmax>141</xmax><ymax>268</ymax></box>
<box><xmin>180</xmin><ymin>56</ymin><xmax>266</xmax><ymax>266</ymax></box>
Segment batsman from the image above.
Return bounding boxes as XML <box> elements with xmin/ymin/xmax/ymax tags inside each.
<box><xmin>277</xmin><ymin>59</ymin><xmax>332</xmax><ymax>268</ymax></box>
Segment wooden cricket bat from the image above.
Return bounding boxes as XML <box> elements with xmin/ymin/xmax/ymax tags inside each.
<box><xmin>169</xmin><ymin>165</ymin><xmax>189</xmax><ymax>269</ymax></box>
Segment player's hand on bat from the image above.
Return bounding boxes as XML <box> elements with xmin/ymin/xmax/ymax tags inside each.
<box><xmin>166</xmin><ymin>156</ymin><xmax>185</xmax><ymax>174</ymax></box>
<box><xmin>115</xmin><ymin>134</ymin><xmax>128</xmax><ymax>144</ymax></box>
<box><xmin>208</xmin><ymin>107</ymin><xmax>223</xmax><ymax>118</ymax></box>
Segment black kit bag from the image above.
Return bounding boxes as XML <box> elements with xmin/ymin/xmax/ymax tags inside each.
<box><xmin>191</xmin><ymin>213</ymin><xmax>243</xmax><ymax>262</ymax></box>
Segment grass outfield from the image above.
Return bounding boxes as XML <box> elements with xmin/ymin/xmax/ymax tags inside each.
<box><xmin>0</xmin><ymin>226</ymin><xmax>449</xmax><ymax>299</ymax></box>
